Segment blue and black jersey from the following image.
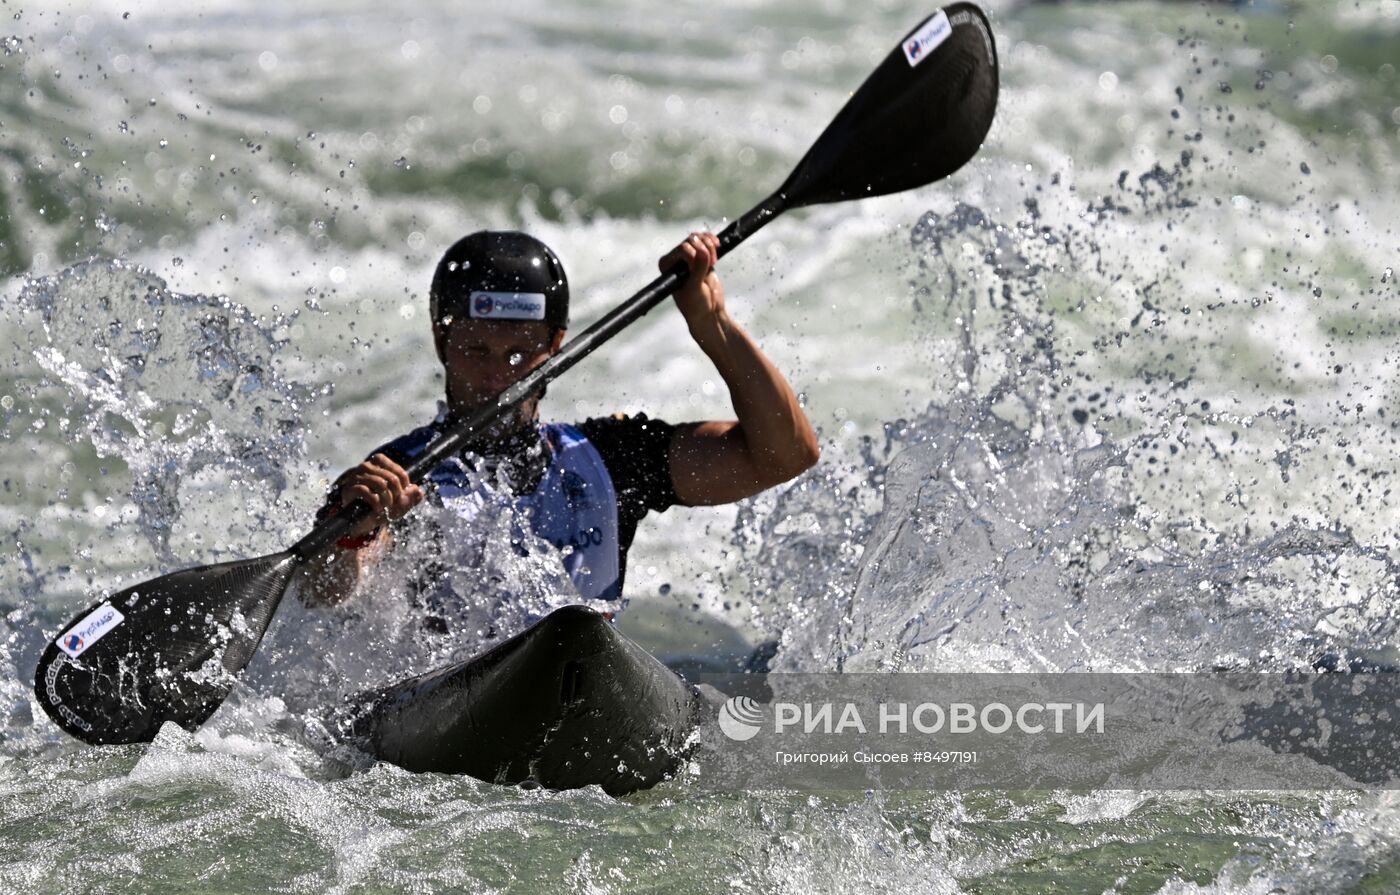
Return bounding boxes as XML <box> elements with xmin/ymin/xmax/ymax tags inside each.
<box><xmin>367</xmin><ymin>412</ymin><xmax>681</xmax><ymax>601</ymax></box>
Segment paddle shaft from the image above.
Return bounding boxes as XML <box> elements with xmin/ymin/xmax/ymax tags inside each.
<box><xmin>289</xmin><ymin>192</ymin><xmax>789</xmax><ymax>560</ymax></box>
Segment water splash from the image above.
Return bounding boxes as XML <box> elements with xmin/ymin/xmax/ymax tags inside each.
<box><xmin>6</xmin><ymin>260</ymin><xmax>310</xmax><ymax>568</ymax></box>
<box><xmin>737</xmin><ymin>162</ymin><xmax>1396</xmax><ymax>675</ymax></box>
<box><xmin>246</xmin><ymin>470</ymin><xmax>619</xmax><ymax>721</ymax></box>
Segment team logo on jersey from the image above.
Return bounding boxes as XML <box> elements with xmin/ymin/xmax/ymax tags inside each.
<box><xmin>562</xmin><ymin>470</ymin><xmax>591</xmax><ymax>508</ymax></box>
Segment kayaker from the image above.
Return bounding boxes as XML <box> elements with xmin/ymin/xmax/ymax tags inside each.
<box><xmin>301</xmin><ymin>230</ymin><xmax>819</xmax><ymax>615</ymax></box>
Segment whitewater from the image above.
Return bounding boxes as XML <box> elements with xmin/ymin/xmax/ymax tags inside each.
<box><xmin>2</xmin><ymin>0</ymin><xmax>1398</xmax><ymax>891</ymax></box>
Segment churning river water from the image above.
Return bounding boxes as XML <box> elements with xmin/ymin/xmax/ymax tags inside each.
<box><xmin>2</xmin><ymin>0</ymin><xmax>1398</xmax><ymax>891</ymax></box>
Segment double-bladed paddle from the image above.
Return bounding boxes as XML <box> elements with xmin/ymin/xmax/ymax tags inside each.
<box><xmin>34</xmin><ymin>3</ymin><xmax>999</xmax><ymax>745</ymax></box>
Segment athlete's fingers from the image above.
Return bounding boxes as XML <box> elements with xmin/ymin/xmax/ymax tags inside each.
<box><xmin>343</xmin><ymin>485</ymin><xmax>386</xmax><ymax>517</ymax></box>
<box><xmin>343</xmin><ymin>471</ymin><xmax>394</xmax><ymax>514</ymax></box>
<box><xmin>346</xmin><ymin>464</ymin><xmax>392</xmax><ymax>491</ymax></box>
<box><xmin>356</xmin><ymin>458</ymin><xmax>423</xmax><ymax>520</ymax></box>
<box><xmin>342</xmin><ymin>469</ymin><xmax>391</xmax><ymax>498</ymax></box>
<box><xmin>366</xmin><ymin>452</ymin><xmax>407</xmax><ymax>480</ymax></box>
<box><xmin>388</xmin><ymin>483</ymin><xmax>425</xmax><ymax>518</ymax></box>
<box><xmin>662</xmin><ymin>233</ymin><xmax>723</xmax><ymax>273</ymax></box>
<box><xmin>685</xmin><ymin>233</ymin><xmax>712</xmax><ymax>276</ymax></box>
<box><xmin>659</xmin><ymin>239</ymin><xmax>697</xmax><ymax>272</ymax></box>
<box><xmin>699</xmin><ymin>232</ymin><xmax>719</xmax><ymax>265</ymax></box>
<box><xmin>365</xmin><ymin>454</ymin><xmax>413</xmax><ymax>496</ymax></box>
<box><xmin>689</xmin><ymin>234</ymin><xmax>708</xmax><ymax>270</ymax></box>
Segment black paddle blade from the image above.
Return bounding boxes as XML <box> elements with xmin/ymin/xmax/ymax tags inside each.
<box><xmin>33</xmin><ymin>552</ymin><xmax>298</xmax><ymax>745</ymax></box>
<box><xmin>780</xmin><ymin>3</ymin><xmax>999</xmax><ymax>209</ymax></box>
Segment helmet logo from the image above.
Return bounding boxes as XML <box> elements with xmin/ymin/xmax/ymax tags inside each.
<box><xmin>467</xmin><ymin>291</ymin><xmax>547</xmax><ymax>321</ymax></box>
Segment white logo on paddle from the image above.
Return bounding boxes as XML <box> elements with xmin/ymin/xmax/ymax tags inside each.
<box><xmin>56</xmin><ymin>602</ymin><xmax>125</xmax><ymax>658</ymax></box>
<box><xmin>902</xmin><ymin>11</ymin><xmax>952</xmax><ymax>67</ymax></box>
<box><xmin>718</xmin><ymin>695</ymin><xmax>765</xmax><ymax>741</ymax></box>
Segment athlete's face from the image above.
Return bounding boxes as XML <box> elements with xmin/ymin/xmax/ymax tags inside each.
<box><xmin>435</xmin><ymin>319</ymin><xmax>564</xmax><ymax>421</ymax></box>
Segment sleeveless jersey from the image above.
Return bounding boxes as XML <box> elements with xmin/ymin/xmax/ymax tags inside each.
<box><xmin>383</xmin><ymin>422</ymin><xmax>623</xmax><ymax>601</ymax></box>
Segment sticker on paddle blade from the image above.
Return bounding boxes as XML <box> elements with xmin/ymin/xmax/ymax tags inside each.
<box><xmin>56</xmin><ymin>603</ymin><xmax>125</xmax><ymax>658</ymax></box>
<box><xmin>902</xmin><ymin>10</ymin><xmax>952</xmax><ymax>67</ymax></box>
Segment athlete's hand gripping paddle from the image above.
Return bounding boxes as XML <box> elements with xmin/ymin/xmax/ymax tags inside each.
<box><xmin>34</xmin><ymin>4</ymin><xmax>999</xmax><ymax>745</ymax></box>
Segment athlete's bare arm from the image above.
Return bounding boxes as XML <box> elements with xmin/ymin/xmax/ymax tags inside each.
<box><xmin>662</xmin><ymin>232</ymin><xmax>820</xmax><ymax>506</ymax></box>
<box><xmin>299</xmin><ymin>453</ymin><xmax>423</xmax><ymax>605</ymax></box>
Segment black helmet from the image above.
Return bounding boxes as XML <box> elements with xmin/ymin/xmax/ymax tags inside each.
<box><xmin>429</xmin><ymin>230</ymin><xmax>569</xmax><ymax>330</ymax></box>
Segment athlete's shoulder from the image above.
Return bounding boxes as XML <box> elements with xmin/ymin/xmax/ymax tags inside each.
<box><xmin>576</xmin><ymin>412</ymin><xmax>672</xmax><ymax>437</ymax></box>
<box><xmin>572</xmin><ymin>413</ymin><xmax>681</xmax><ymax>512</ymax></box>
<box><xmin>572</xmin><ymin>413</ymin><xmax>677</xmax><ymax>472</ymax></box>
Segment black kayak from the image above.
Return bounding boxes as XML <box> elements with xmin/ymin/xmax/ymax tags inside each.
<box><xmin>336</xmin><ymin>605</ymin><xmax>707</xmax><ymax>796</ymax></box>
